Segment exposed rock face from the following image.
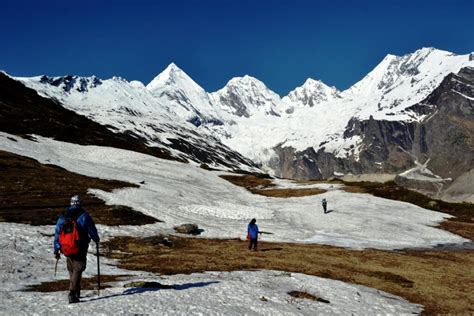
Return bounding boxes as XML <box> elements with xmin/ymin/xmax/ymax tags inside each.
<box><xmin>39</xmin><ymin>75</ymin><xmax>102</xmax><ymax>92</ymax></box>
<box><xmin>395</xmin><ymin>175</ymin><xmax>448</xmax><ymax>197</ymax></box>
<box><xmin>394</xmin><ymin>165</ymin><xmax>452</xmax><ymax>197</ymax></box>
<box><xmin>343</xmin><ymin>117</ymin><xmax>418</xmax><ymax>173</ymax></box>
<box><xmin>272</xmin><ymin>118</ymin><xmax>417</xmax><ymax>180</ymax></box>
<box><xmin>414</xmin><ymin>67</ymin><xmax>474</xmax><ymax>179</ymax></box>
<box><xmin>338</xmin><ymin>67</ymin><xmax>472</xmax><ymax>200</ymax></box>
<box><xmin>271</xmin><ymin>146</ymin><xmax>362</xmax><ymax>180</ymax></box>
<box><xmin>272</xmin><ymin>67</ymin><xmax>474</xmax><ymax>182</ymax></box>
<box><xmin>441</xmin><ymin>169</ymin><xmax>474</xmax><ymax>203</ymax></box>
<box><xmin>344</xmin><ymin>66</ymin><xmax>473</xmax><ymax>180</ymax></box>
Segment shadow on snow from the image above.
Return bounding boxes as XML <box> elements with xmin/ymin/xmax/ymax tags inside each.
<box><xmin>84</xmin><ymin>281</ymin><xmax>219</xmax><ymax>302</ymax></box>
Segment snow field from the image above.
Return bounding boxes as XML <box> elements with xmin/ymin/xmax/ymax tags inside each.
<box><xmin>0</xmin><ymin>269</ymin><xmax>424</xmax><ymax>315</ymax></box>
<box><xmin>1</xmin><ymin>132</ymin><xmax>470</xmax><ymax>314</ymax></box>
<box><xmin>0</xmin><ymin>132</ymin><xmax>468</xmax><ymax>250</ymax></box>
<box><xmin>0</xmin><ymin>222</ymin><xmax>422</xmax><ymax>315</ymax></box>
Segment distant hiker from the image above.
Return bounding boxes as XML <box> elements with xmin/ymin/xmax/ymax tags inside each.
<box><xmin>247</xmin><ymin>218</ymin><xmax>260</xmax><ymax>251</ymax></box>
<box><xmin>54</xmin><ymin>195</ymin><xmax>100</xmax><ymax>304</ymax></box>
<box><xmin>322</xmin><ymin>198</ymin><xmax>327</xmax><ymax>214</ymax></box>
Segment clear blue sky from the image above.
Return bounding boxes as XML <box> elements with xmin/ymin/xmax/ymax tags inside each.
<box><xmin>1</xmin><ymin>0</ymin><xmax>473</xmax><ymax>95</ymax></box>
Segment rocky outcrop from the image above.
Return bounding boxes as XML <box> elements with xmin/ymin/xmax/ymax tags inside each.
<box><xmin>441</xmin><ymin>169</ymin><xmax>474</xmax><ymax>203</ymax></box>
<box><xmin>270</xmin><ymin>146</ymin><xmax>363</xmax><ymax>180</ymax></box>
<box><xmin>343</xmin><ymin>117</ymin><xmax>418</xmax><ymax>172</ymax></box>
<box><xmin>412</xmin><ymin>67</ymin><xmax>474</xmax><ymax>179</ymax></box>
<box><xmin>394</xmin><ymin>165</ymin><xmax>452</xmax><ymax>197</ymax></box>
<box><xmin>345</xmin><ymin>67</ymin><xmax>473</xmax><ymax>180</ymax></box>
<box><xmin>174</xmin><ymin>223</ymin><xmax>202</xmax><ymax>235</ymax></box>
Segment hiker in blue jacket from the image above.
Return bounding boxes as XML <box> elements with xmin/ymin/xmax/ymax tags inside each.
<box><xmin>54</xmin><ymin>195</ymin><xmax>100</xmax><ymax>303</ymax></box>
<box><xmin>247</xmin><ymin>218</ymin><xmax>260</xmax><ymax>251</ymax></box>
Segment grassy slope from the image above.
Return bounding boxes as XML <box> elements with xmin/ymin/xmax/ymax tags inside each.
<box><xmin>0</xmin><ymin>150</ymin><xmax>158</xmax><ymax>226</ymax></box>
<box><xmin>103</xmin><ymin>236</ymin><xmax>474</xmax><ymax>315</ymax></box>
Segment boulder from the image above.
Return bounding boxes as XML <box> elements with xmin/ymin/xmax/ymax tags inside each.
<box><xmin>174</xmin><ymin>223</ymin><xmax>202</xmax><ymax>235</ymax></box>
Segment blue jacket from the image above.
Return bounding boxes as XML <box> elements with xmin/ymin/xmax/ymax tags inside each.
<box><xmin>247</xmin><ymin>223</ymin><xmax>259</xmax><ymax>239</ymax></box>
<box><xmin>54</xmin><ymin>206</ymin><xmax>100</xmax><ymax>253</ymax></box>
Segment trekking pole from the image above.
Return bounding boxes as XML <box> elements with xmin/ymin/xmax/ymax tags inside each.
<box><xmin>54</xmin><ymin>258</ymin><xmax>59</xmax><ymax>277</ymax></box>
<box><xmin>96</xmin><ymin>242</ymin><xmax>100</xmax><ymax>296</ymax></box>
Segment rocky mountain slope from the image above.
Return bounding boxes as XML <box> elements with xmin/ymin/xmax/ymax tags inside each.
<box><xmin>275</xmin><ymin>65</ymin><xmax>474</xmax><ymax>200</ymax></box>
<box><xmin>0</xmin><ymin>72</ymin><xmax>257</xmax><ymax>171</ymax></box>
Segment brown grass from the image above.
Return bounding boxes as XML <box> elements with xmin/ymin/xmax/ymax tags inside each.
<box><xmin>440</xmin><ymin>221</ymin><xmax>474</xmax><ymax>240</ymax></box>
<box><xmin>252</xmin><ymin>188</ymin><xmax>326</xmax><ymax>198</ymax></box>
<box><xmin>102</xmin><ymin>236</ymin><xmax>474</xmax><ymax>315</ymax></box>
<box><xmin>220</xmin><ymin>175</ymin><xmax>327</xmax><ymax>198</ymax></box>
<box><xmin>0</xmin><ymin>150</ymin><xmax>159</xmax><ymax>226</ymax></box>
<box><xmin>220</xmin><ymin>175</ymin><xmax>274</xmax><ymax>189</ymax></box>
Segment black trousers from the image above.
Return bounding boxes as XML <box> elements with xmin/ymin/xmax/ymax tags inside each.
<box><xmin>249</xmin><ymin>238</ymin><xmax>258</xmax><ymax>250</ymax></box>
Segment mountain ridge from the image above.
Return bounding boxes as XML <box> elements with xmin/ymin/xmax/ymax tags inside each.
<box><xmin>6</xmin><ymin>48</ymin><xmax>474</xmax><ymax>200</ymax></box>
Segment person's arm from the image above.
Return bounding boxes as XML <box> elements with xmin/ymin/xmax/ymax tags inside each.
<box><xmin>84</xmin><ymin>213</ymin><xmax>100</xmax><ymax>243</ymax></box>
<box><xmin>53</xmin><ymin>217</ymin><xmax>63</xmax><ymax>254</ymax></box>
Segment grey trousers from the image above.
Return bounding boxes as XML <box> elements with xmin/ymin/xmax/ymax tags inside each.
<box><xmin>66</xmin><ymin>255</ymin><xmax>87</xmax><ymax>292</ymax></box>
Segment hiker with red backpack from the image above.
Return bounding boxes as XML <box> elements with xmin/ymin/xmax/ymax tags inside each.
<box><xmin>53</xmin><ymin>195</ymin><xmax>100</xmax><ymax>303</ymax></box>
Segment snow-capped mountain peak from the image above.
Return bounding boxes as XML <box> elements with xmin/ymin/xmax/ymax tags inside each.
<box><xmin>146</xmin><ymin>63</ymin><xmax>223</xmax><ymax>126</ymax></box>
<box><xmin>210</xmin><ymin>75</ymin><xmax>289</xmax><ymax>118</ymax></box>
<box><xmin>227</xmin><ymin>74</ymin><xmax>265</xmax><ymax>86</ymax></box>
<box><xmin>342</xmin><ymin>47</ymin><xmax>473</xmax><ymax>121</ymax></box>
<box><xmin>146</xmin><ymin>63</ymin><xmax>199</xmax><ymax>92</ymax></box>
<box><xmin>146</xmin><ymin>62</ymin><xmax>191</xmax><ymax>91</ymax></box>
<box><xmin>283</xmin><ymin>78</ymin><xmax>341</xmax><ymax>107</ymax></box>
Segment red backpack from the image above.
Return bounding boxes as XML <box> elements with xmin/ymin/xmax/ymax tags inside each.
<box><xmin>59</xmin><ymin>217</ymin><xmax>81</xmax><ymax>256</ymax></box>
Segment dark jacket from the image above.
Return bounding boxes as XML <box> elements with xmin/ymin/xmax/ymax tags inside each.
<box><xmin>54</xmin><ymin>205</ymin><xmax>100</xmax><ymax>253</ymax></box>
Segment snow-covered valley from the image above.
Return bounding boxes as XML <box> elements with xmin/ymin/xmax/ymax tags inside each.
<box><xmin>0</xmin><ymin>131</ymin><xmax>471</xmax><ymax>314</ymax></box>
<box><xmin>1</xmin><ymin>132</ymin><xmax>467</xmax><ymax>250</ymax></box>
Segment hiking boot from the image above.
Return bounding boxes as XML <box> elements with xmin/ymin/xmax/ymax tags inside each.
<box><xmin>68</xmin><ymin>291</ymin><xmax>80</xmax><ymax>304</ymax></box>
